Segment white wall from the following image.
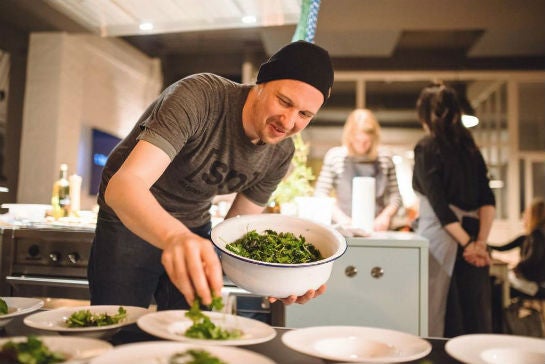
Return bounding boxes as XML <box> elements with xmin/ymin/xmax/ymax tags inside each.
<box><xmin>18</xmin><ymin>32</ymin><xmax>162</xmax><ymax>209</ymax></box>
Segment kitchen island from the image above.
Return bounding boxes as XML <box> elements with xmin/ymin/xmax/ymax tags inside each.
<box><xmin>284</xmin><ymin>231</ymin><xmax>429</xmax><ymax>336</ymax></box>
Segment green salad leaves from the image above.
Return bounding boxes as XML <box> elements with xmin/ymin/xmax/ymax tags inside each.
<box><xmin>184</xmin><ymin>297</ymin><xmax>242</xmax><ymax>340</ymax></box>
<box><xmin>169</xmin><ymin>349</ymin><xmax>226</xmax><ymax>364</ymax></box>
<box><xmin>0</xmin><ymin>298</ymin><xmax>8</xmax><ymax>315</ymax></box>
<box><xmin>65</xmin><ymin>306</ymin><xmax>127</xmax><ymax>327</ymax></box>
<box><xmin>225</xmin><ymin>229</ymin><xmax>323</xmax><ymax>264</ymax></box>
<box><xmin>0</xmin><ymin>336</ymin><xmax>65</xmax><ymax>364</ymax></box>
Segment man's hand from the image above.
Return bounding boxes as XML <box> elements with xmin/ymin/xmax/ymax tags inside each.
<box><xmin>161</xmin><ymin>231</ymin><xmax>223</xmax><ymax>306</ymax></box>
<box><xmin>268</xmin><ymin>285</ymin><xmax>327</xmax><ymax>305</ymax></box>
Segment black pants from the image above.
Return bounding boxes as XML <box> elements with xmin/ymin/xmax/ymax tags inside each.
<box><xmin>444</xmin><ymin>247</ymin><xmax>493</xmax><ymax>337</ymax></box>
<box><xmin>88</xmin><ymin>210</ymin><xmax>212</xmax><ymax>311</ymax></box>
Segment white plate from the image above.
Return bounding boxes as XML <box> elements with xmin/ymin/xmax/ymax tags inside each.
<box><xmin>89</xmin><ymin>340</ymin><xmax>276</xmax><ymax>364</ymax></box>
<box><xmin>281</xmin><ymin>326</ymin><xmax>432</xmax><ymax>363</ymax></box>
<box><xmin>23</xmin><ymin>305</ymin><xmax>150</xmax><ymax>338</ymax></box>
<box><xmin>0</xmin><ymin>297</ymin><xmax>44</xmax><ymax>327</ymax></box>
<box><xmin>446</xmin><ymin>334</ymin><xmax>545</xmax><ymax>364</ymax></box>
<box><xmin>137</xmin><ymin>310</ymin><xmax>276</xmax><ymax>346</ymax></box>
<box><xmin>0</xmin><ymin>335</ymin><xmax>112</xmax><ymax>363</ymax></box>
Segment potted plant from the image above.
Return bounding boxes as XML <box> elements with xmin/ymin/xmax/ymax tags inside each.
<box><xmin>269</xmin><ymin>134</ymin><xmax>315</xmax><ymax>214</ymax></box>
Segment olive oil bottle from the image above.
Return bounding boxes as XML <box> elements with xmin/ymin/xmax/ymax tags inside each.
<box><xmin>51</xmin><ymin>163</ymin><xmax>71</xmax><ymax>219</ymax></box>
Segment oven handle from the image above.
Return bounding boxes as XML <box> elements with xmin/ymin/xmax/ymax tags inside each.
<box><xmin>6</xmin><ymin>275</ymin><xmax>89</xmax><ymax>288</ymax></box>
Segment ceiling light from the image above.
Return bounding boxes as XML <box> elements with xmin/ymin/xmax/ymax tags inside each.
<box><xmin>461</xmin><ymin>114</ymin><xmax>479</xmax><ymax>128</ymax></box>
<box><xmin>139</xmin><ymin>22</ymin><xmax>154</xmax><ymax>31</ymax></box>
<box><xmin>458</xmin><ymin>92</ymin><xmax>479</xmax><ymax>128</ymax></box>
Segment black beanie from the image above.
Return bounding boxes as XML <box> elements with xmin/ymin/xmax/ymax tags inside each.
<box><xmin>256</xmin><ymin>40</ymin><xmax>334</xmax><ymax>103</ymax></box>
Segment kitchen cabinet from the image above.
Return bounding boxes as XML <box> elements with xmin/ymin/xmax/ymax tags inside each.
<box><xmin>285</xmin><ymin>232</ymin><xmax>429</xmax><ymax>336</ymax></box>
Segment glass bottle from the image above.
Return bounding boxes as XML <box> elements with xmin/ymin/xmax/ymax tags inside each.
<box><xmin>51</xmin><ymin>163</ymin><xmax>70</xmax><ymax>219</ymax></box>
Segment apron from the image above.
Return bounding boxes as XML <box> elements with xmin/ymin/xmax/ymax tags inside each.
<box><xmin>416</xmin><ymin>194</ymin><xmax>482</xmax><ymax>337</ymax></box>
<box><xmin>336</xmin><ymin>157</ymin><xmax>386</xmax><ymax>217</ymax></box>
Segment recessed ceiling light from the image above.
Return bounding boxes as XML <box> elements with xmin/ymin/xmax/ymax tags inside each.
<box><xmin>139</xmin><ymin>22</ymin><xmax>154</xmax><ymax>31</ymax></box>
<box><xmin>242</xmin><ymin>15</ymin><xmax>257</xmax><ymax>24</ymax></box>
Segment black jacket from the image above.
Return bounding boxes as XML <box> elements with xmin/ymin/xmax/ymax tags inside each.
<box><xmin>491</xmin><ymin>227</ymin><xmax>545</xmax><ymax>283</ymax></box>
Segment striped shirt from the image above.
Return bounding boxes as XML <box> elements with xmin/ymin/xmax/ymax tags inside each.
<box><xmin>314</xmin><ymin>146</ymin><xmax>402</xmax><ymax>216</ymax></box>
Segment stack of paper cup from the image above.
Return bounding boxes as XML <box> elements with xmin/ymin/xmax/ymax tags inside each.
<box><xmin>69</xmin><ymin>174</ymin><xmax>82</xmax><ymax>215</ymax></box>
<box><xmin>352</xmin><ymin>177</ymin><xmax>375</xmax><ymax>232</ymax></box>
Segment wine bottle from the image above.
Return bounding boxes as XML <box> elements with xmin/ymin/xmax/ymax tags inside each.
<box><xmin>51</xmin><ymin>163</ymin><xmax>71</xmax><ymax>219</ymax></box>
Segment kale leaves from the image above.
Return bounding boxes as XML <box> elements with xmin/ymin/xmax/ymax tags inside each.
<box><xmin>226</xmin><ymin>229</ymin><xmax>322</xmax><ymax>264</ymax></box>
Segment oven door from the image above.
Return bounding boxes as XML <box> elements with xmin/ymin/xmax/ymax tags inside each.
<box><xmin>5</xmin><ymin>275</ymin><xmax>90</xmax><ymax>300</ymax></box>
<box><xmin>221</xmin><ymin>285</ymin><xmax>284</xmax><ymax>326</ymax></box>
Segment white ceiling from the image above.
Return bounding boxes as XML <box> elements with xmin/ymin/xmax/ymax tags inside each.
<box><xmin>42</xmin><ymin>0</ymin><xmax>545</xmax><ymax>58</ymax></box>
<box><xmin>1</xmin><ymin>0</ymin><xmax>543</xmax><ymax>126</ymax></box>
<box><xmin>45</xmin><ymin>0</ymin><xmax>302</xmax><ymax>37</ymax></box>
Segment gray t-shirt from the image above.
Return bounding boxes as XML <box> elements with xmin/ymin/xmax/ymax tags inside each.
<box><xmin>98</xmin><ymin>73</ymin><xmax>295</xmax><ymax>228</ymax></box>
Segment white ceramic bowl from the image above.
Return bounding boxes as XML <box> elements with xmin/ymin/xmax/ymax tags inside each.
<box><xmin>0</xmin><ymin>297</ymin><xmax>44</xmax><ymax>327</ymax></box>
<box><xmin>211</xmin><ymin>214</ymin><xmax>347</xmax><ymax>298</ymax></box>
<box><xmin>481</xmin><ymin>348</ymin><xmax>545</xmax><ymax>364</ymax></box>
<box><xmin>23</xmin><ymin>305</ymin><xmax>150</xmax><ymax>339</ymax></box>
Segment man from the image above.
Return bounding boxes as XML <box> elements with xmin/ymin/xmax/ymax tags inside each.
<box><xmin>87</xmin><ymin>40</ymin><xmax>334</xmax><ymax>310</ymax></box>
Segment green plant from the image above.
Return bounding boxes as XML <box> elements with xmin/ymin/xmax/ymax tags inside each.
<box><xmin>270</xmin><ymin>134</ymin><xmax>315</xmax><ymax>205</ymax></box>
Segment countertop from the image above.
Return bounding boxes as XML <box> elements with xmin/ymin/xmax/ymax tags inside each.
<box><xmin>0</xmin><ymin>311</ymin><xmax>462</xmax><ymax>364</ymax></box>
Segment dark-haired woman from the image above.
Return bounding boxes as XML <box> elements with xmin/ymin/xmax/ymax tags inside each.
<box><xmin>412</xmin><ymin>82</ymin><xmax>496</xmax><ymax>337</ymax></box>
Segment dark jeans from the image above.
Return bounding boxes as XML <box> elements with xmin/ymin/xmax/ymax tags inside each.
<box><xmin>87</xmin><ymin>210</ymin><xmax>211</xmax><ymax>311</ymax></box>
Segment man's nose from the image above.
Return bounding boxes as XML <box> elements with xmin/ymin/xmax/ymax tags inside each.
<box><xmin>281</xmin><ymin>110</ymin><xmax>297</xmax><ymax>130</ymax></box>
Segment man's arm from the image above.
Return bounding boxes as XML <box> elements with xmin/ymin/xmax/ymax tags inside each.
<box><xmin>224</xmin><ymin>193</ymin><xmax>266</xmax><ymax>219</ymax></box>
<box><xmin>105</xmin><ymin>140</ymin><xmax>223</xmax><ymax>305</ymax></box>
<box><xmin>106</xmin><ymin>140</ymin><xmax>184</xmax><ymax>247</ymax></box>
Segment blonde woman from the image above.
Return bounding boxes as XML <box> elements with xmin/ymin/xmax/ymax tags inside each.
<box><xmin>314</xmin><ymin>109</ymin><xmax>402</xmax><ymax>230</ymax></box>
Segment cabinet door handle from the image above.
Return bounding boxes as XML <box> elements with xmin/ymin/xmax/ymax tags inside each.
<box><xmin>345</xmin><ymin>265</ymin><xmax>358</xmax><ymax>277</ymax></box>
<box><xmin>370</xmin><ymin>266</ymin><xmax>384</xmax><ymax>279</ymax></box>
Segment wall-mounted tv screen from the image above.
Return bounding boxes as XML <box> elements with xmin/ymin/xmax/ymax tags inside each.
<box><xmin>90</xmin><ymin>128</ymin><xmax>121</xmax><ymax>195</ymax></box>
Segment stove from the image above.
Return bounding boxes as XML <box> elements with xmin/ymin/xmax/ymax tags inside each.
<box><xmin>0</xmin><ymin>227</ymin><xmax>94</xmax><ymax>300</ymax></box>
